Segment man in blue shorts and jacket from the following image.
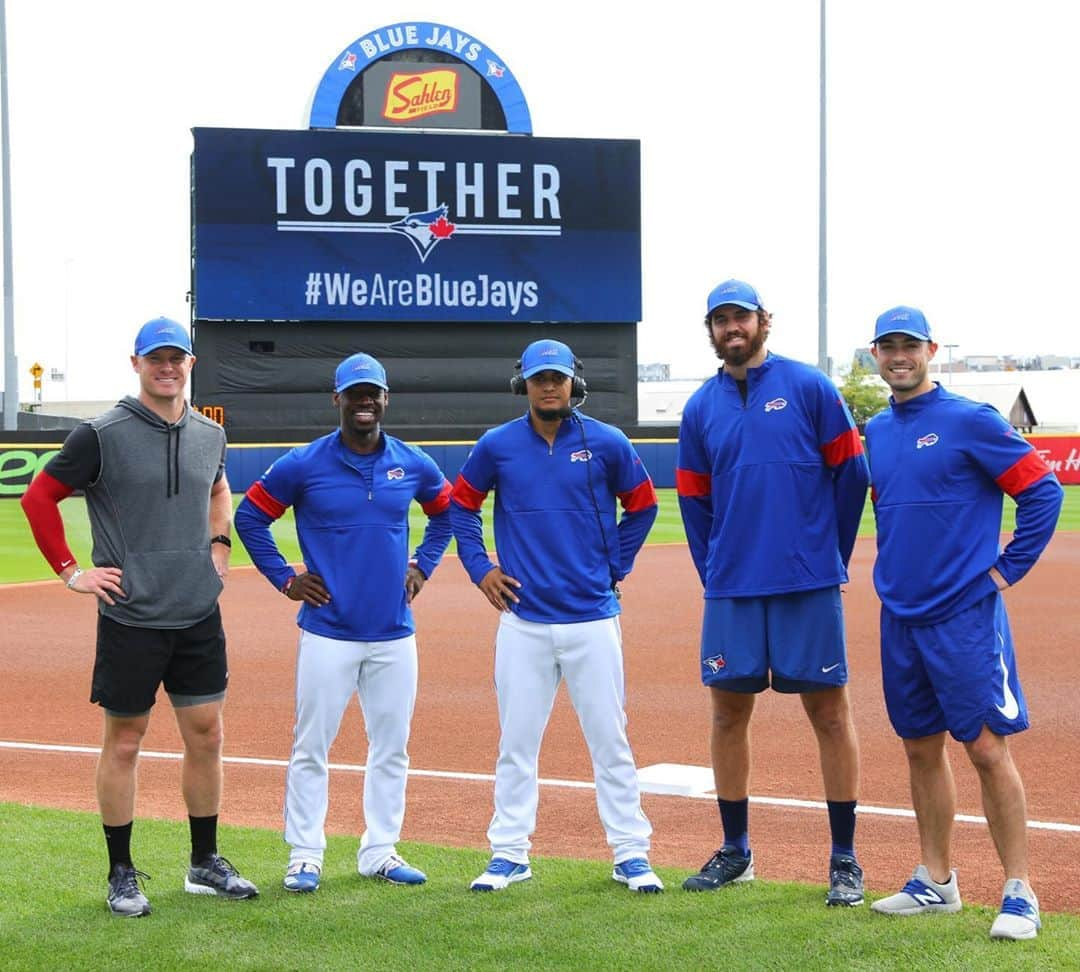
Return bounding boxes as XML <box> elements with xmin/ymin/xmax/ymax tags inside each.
<box><xmin>677</xmin><ymin>280</ymin><xmax>870</xmax><ymax>905</ymax></box>
<box><xmin>866</xmin><ymin>306</ymin><xmax>1063</xmax><ymax>940</ymax></box>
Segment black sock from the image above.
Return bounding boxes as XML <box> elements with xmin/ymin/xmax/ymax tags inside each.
<box><xmin>717</xmin><ymin>797</ymin><xmax>750</xmax><ymax>854</ymax></box>
<box><xmin>104</xmin><ymin>821</ymin><xmax>133</xmax><ymax>876</ymax></box>
<box><xmin>189</xmin><ymin>814</ymin><xmax>218</xmax><ymax>865</ymax></box>
<box><xmin>827</xmin><ymin>800</ymin><xmax>857</xmax><ymax>858</ymax></box>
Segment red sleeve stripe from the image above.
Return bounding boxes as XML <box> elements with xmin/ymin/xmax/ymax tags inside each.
<box><xmin>820</xmin><ymin>428</ymin><xmax>864</xmax><ymax>467</ymax></box>
<box><xmin>675</xmin><ymin>467</ymin><xmax>711</xmax><ymax>497</ymax></box>
<box><xmin>996</xmin><ymin>450</ymin><xmax>1052</xmax><ymax>497</ymax></box>
<box><xmin>421</xmin><ymin>479</ymin><xmax>452</xmax><ymax>516</ymax></box>
<box><xmin>871</xmin><ymin>486</ymin><xmax>878</xmax><ymax>504</ymax></box>
<box><xmin>244</xmin><ymin>481</ymin><xmax>287</xmax><ymax>520</ymax></box>
<box><xmin>450</xmin><ymin>473</ymin><xmax>488</xmax><ymax>511</ymax></box>
<box><xmin>618</xmin><ymin>478</ymin><xmax>658</xmax><ymax>513</ymax></box>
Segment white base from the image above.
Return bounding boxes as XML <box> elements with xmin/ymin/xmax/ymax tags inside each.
<box><xmin>636</xmin><ymin>763</ymin><xmax>715</xmax><ymax>796</ymax></box>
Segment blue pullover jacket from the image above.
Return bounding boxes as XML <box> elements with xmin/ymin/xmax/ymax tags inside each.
<box><xmin>676</xmin><ymin>353</ymin><xmax>870</xmax><ymax>598</ymax></box>
<box><xmin>450</xmin><ymin>411</ymin><xmax>658</xmax><ymax>623</ymax></box>
<box><xmin>235</xmin><ymin>431</ymin><xmax>452</xmax><ymax>641</ymax></box>
<box><xmin>866</xmin><ymin>384</ymin><xmax>1063</xmax><ymax>623</ymax></box>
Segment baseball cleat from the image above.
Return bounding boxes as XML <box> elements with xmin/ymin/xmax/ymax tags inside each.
<box><xmin>107</xmin><ymin>863</ymin><xmax>151</xmax><ymax>917</ymax></box>
<box><xmin>470</xmin><ymin>857</ymin><xmax>532</xmax><ymax>892</ymax></box>
<box><xmin>682</xmin><ymin>847</ymin><xmax>754</xmax><ymax>891</ymax></box>
<box><xmin>612</xmin><ymin>857</ymin><xmax>664</xmax><ymax>893</ymax></box>
<box><xmin>283</xmin><ymin>861</ymin><xmax>321</xmax><ymax>893</ymax></box>
<box><xmin>990</xmin><ymin>879</ymin><xmax>1041</xmax><ymax>940</ymax></box>
<box><xmin>374</xmin><ymin>854</ymin><xmax>427</xmax><ymax>885</ymax></box>
<box><xmin>870</xmin><ymin>864</ymin><xmax>961</xmax><ymax>916</ymax></box>
<box><xmin>184</xmin><ymin>854</ymin><xmax>259</xmax><ymax>899</ymax></box>
<box><xmin>826</xmin><ymin>854</ymin><xmax>865</xmax><ymax>907</ymax></box>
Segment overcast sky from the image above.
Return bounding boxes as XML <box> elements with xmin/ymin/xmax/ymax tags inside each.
<box><xmin>2</xmin><ymin>0</ymin><xmax>1079</xmax><ymax>402</ymax></box>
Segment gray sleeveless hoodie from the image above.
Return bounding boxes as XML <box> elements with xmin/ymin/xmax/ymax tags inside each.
<box><xmin>85</xmin><ymin>396</ymin><xmax>227</xmax><ymax>628</ymax></box>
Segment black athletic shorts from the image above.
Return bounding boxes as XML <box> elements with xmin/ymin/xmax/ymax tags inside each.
<box><xmin>91</xmin><ymin>606</ymin><xmax>228</xmax><ymax>716</ymax></box>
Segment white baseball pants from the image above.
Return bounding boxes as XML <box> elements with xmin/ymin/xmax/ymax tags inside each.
<box><xmin>284</xmin><ymin>629</ymin><xmax>417</xmax><ymax>875</ymax></box>
<box><xmin>486</xmin><ymin>612</ymin><xmax>652</xmax><ymax>864</ymax></box>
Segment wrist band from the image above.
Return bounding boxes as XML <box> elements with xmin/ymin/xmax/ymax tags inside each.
<box><xmin>210</xmin><ymin>534</ymin><xmax>232</xmax><ymax>548</ymax></box>
<box><xmin>66</xmin><ymin>568</ymin><xmax>83</xmax><ymax>589</ymax></box>
<box><xmin>282</xmin><ymin>575</ymin><xmax>295</xmax><ymax>594</ymax></box>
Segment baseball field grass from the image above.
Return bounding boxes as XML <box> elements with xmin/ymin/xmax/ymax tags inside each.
<box><xmin>2</xmin><ymin>803</ymin><xmax>1077</xmax><ymax>971</ymax></box>
<box><xmin>1</xmin><ymin>486</ymin><xmax>1078</xmax><ymax>585</ymax></box>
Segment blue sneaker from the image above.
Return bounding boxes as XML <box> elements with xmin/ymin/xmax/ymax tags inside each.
<box><xmin>613</xmin><ymin>857</ymin><xmax>664</xmax><ymax>893</ymax></box>
<box><xmin>470</xmin><ymin>857</ymin><xmax>532</xmax><ymax>891</ymax></box>
<box><xmin>375</xmin><ymin>855</ymin><xmax>427</xmax><ymax>885</ymax></box>
<box><xmin>283</xmin><ymin>861</ymin><xmax>321</xmax><ymax>893</ymax></box>
<box><xmin>990</xmin><ymin>879</ymin><xmax>1041</xmax><ymax>940</ymax></box>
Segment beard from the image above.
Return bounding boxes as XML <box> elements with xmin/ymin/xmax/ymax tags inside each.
<box><xmin>710</xmin><ymin>325</ymin><xmax>768</xmax><ymax>366</ymax></box>
<box><xmin>534</xmin><ymin>405</ymin><xmax>572</xmax><ymax>421</ymax></box>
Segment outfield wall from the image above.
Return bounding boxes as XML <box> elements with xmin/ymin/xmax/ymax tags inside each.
<box><xmin>4</xmin><ymin>434</ymin><xmax>1079</xmax><ymax>496</ymax></box>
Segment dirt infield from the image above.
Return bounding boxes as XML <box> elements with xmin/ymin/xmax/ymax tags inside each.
<box><xmin>2</xmin><ymin>535</ymin><xmax>1077</xmax><ymax>911</ymax></box>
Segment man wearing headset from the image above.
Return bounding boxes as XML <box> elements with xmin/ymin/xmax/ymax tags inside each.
<box><xmin>450</xmin><ymin>338</ymin><xmax>662</xmax><ymax>893</ymax></box>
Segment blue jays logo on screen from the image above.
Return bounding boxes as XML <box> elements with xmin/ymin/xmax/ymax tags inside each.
<box><xmin>191</xmin><ymin>128</ymin><xmax>642</xmax><ymax>323</ymax></box>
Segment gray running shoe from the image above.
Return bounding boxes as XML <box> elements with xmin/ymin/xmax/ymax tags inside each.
<box><xmin>184</xmin><ymin>854</ymin><xmax>259</xmax><ymax>899</ymax></box>
<box><xmin>107</xmin><ymin>864</ymin><xmax>151</xmax><ymax>917</ymax></box>
<box><xmin>682</xmin><ymin>848</ymin><xmax>754</xmax><ymax>891</ymax></box>
<box><xmin>871</xmin><ymin>864</ymin><xmax>961</xmax><ymax>916</ymax></box>
<box><xmin>826</xmin><ymin>854</ymin><xmax>865</xmax><ymax>907</ymax></box>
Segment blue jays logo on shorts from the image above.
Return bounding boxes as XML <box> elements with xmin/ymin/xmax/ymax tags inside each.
<box><xmin>916</xmin><ymin>433</ymin><xmax>939</xmax><ymax>449</ymax></box>
<box><xmin>386</xmin><ymin>466</ymin><xmax>405</xmax><ymax>480</ymax></box>
<box><xmin>570</xmin><ymin>449</ymin><xmax>593</xmax><ymax>462</ymax></box>
<box><xmin>764</xmin><ymin>398</ymin><xmax>788</xmax><ymax>412</ymax></box>
<box><xmin>704</xmin><ymin>654</ymin><xmax>726</xmax><ymax>673</ymax></box>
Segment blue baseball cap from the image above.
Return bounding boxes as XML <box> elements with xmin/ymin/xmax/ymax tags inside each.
<box><xmin>706</xmin><ymin>279</ymin><xmax>763</xmax><ymax>315</ymax></box>
<box><xmin>872</xmin><ymin>306</ymin><xmax>933</xmax><ymax>343</ymax></box>
<box><xmin>134</xmin><ymin>317</ymin><xmax>192</xmax><ymax>356</ymax></box>
<box><xmin>334</xmin><ymin>352</ymin><xmax>388</xmax><ymax>392</ymax></box>
<box><xmin>520</xmin><ymin>339</ymin><xmax>576</xmax><ymax>379</ymax></box>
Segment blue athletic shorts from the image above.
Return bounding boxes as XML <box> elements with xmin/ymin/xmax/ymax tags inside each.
<box><xmin>880</xmin><ymin>591</ymin><xmax>1029</xmax><ymax>742</ymax></box>
<box><xmin>699</xmin><ymin>586</ymin><xmax>847</xmax><ymax>693</ymax></box>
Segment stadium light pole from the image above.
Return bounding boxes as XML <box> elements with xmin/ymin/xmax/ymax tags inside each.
<box><xmin>1</xmin><ymin>0</ymin><xmax>18</xmax><ymax>430</ymax></box>
<box><xmin>817</xmin><ymin>0</ymin><xmax>829</xmax><ymax>376</ymax></box>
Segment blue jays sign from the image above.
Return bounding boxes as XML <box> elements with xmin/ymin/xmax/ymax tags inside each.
<box><xmin>191</xmin><ymin>128</ymin><xmax>641</xmax><ymax>323</ymax></box>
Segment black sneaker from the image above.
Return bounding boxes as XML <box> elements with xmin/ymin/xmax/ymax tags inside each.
<box><xmin>184</xmin><ymin>854</ymin><xmax>259</xmax><ymax>899</ymax></box>
<box><xmin>682</xmin><ymin>848</ymin><xmax>754</xmax><ymax>891</ymax></box>
<box><xmin>107</xmin><ymin>864</ymin><xmax>151</xmax><ymax>917</ymax></box>
<box><xmin>826</xmin><ymin>854</ymin><xmax>865</xmax><ymax>907</ymax></box>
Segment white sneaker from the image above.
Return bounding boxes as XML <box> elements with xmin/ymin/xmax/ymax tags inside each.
<box><xmin>870</xmin><ymin>864</ymin><xmax>961</xmax><ymax>915</ymax></box>
<box><xmin>470</xmin><ymin>857</ymin><xmax>532</xmax><ymax>891</ymax></box>
<box><xmin>990</xmin><ymin>879</ymin><xmax>1041</xmax><ymax>940</ymax></box>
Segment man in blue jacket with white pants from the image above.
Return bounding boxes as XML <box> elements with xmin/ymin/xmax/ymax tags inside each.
<box><xmin>236</xmin><ymin>352</ymin><xmax>452</xmax><ymax>893</ymax></box>
<box><xmin>451</xmin><ymin>338</ymin><xmax>662</xmax><ymax>893</ymax></box>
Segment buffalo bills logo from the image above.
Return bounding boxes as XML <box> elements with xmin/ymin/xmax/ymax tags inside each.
<box><xmin>386</xmin><ymin>467</ymin><xmax>405</xmax><ymax>480</ymax></box>
<box><xmin>388</xmin><ymin>204</ymin><xmax>456</xmax><ymax>263</ymax></box>
<box><xmin>570</xmin><ymin>449</ymin><xmax>592</xmax><ymax>463</ymax></box>
<box><xmin>764</xmin><ymin>398</ymin><xmax>788</xmax><ymax>412</ymax></box>
<box><xmin>916</xmin><ymin>433</ymin><xmax>939</xmax><ymax>449</ymax></box>
<box><xmin>704</xmin><ymin>654</ymin><xmax>726</xmax><ymax>673</ymax></box>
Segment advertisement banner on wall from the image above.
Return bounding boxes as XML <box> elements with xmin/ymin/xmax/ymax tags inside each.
<box><xmin>191</xmin><ymin>127</ymin><xmax>641</xmax><ymax>324</ymax></box>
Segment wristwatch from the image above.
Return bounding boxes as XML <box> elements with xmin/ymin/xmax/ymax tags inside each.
<box><xmin>210</xmin><ymin>534</ymin><xmax>232</xmax><ymax>548</ymax></box>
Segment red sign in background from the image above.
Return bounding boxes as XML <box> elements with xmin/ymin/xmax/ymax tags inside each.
<box><xmin>1029</xmin><ymin>435</ymin><xmax>1080</xmax><ymax>485</ymax></box>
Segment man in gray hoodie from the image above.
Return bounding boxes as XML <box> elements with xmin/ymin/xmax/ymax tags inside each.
<box><xmin>21</xmin><ymin>317</ymin><xmax>258</xmax><ymax>917</ymax></box>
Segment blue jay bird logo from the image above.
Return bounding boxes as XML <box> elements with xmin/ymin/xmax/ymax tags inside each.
<box><xmin>388</xmin><ymin>203</ymin><xmax>456</xmax><ymax>263</ymax></box>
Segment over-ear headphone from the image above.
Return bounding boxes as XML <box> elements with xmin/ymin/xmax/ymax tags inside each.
<box><xmin>510</xmin><ymin>355</ymin><xmax>588</xmax><ymax>405</ymax></box>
